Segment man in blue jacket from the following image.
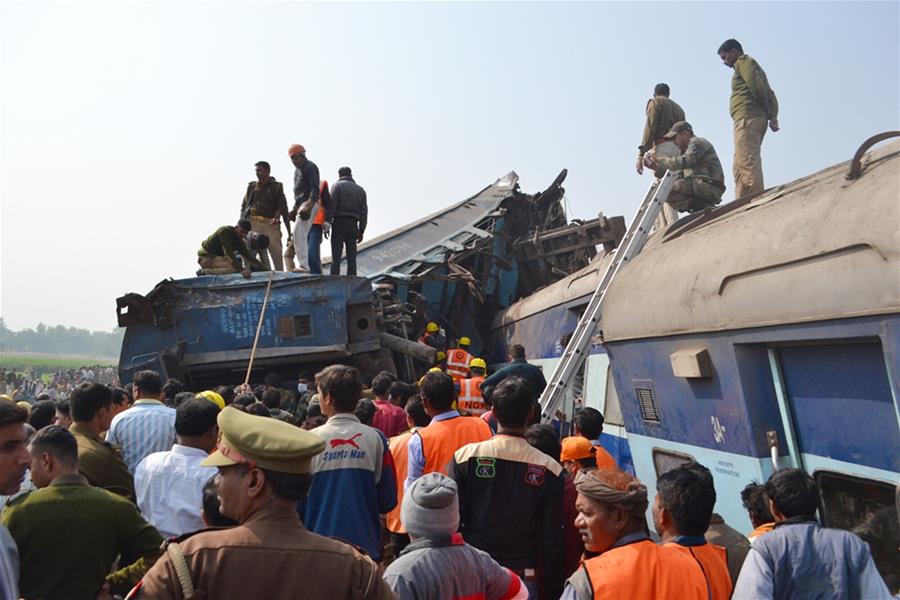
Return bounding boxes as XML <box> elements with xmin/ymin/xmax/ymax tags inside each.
<box><xmin>733</xmin><ymin>468</ymin><xmax>890</xmax><ymax>599</ymax></box>
<box><xmin>300</xmin><ymin>364</ymin><xmax>397</xmax><ymax>561</ymax></box>
<box><xmin>480</xmin><ymin>345</ymin><xmax>547</xmax><ymax>401</ymax></box>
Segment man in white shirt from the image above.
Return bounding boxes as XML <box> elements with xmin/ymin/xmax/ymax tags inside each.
<box><xmin>134</xmin><ymin>397</ymin><xmax>219</xmax><ymax>538</ymax></box>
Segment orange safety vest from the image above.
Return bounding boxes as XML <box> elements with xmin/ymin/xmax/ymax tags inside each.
<box><xmin>418</xmin><ymin>416</ymin><xmax>492</xmax><ymax>475</ymax></box>
<box><xmin>664</xmin><ymin>541</ymin><xmax>732</xmax><ymax>600</ymax></box>
<box><xmin>445</xmin><ymin>348</ymin><xmax>473</xmax><ymax>380</ymax></box>
<box><xmin>458</xmin><ymin>376</ymin><xmax>487</xmax><ymax>416</ymax></box>
<box><xmin>591</xmin><ymin>443</ymin><xmax>619</xmax><ymax>471</ymax></box>
<box><xmin>581</xmin><ymin>539</ymin><xmax>707</xmax><ymax>600</ymax></box>
<box><xmin>386</xmin><ymin>430</ymin><xmax>414</xmax><ymax>534</ymax></box>
<box><xmin>313</xmin><ymin>181</ymin><xmax>328</xmax><ymax>225</ymax></box>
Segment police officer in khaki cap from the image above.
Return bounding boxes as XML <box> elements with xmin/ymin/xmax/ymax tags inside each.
<box><xmin>132</xmin><ymin>407</ymin><xmax>395</xmax><ymax>600</ymax></box>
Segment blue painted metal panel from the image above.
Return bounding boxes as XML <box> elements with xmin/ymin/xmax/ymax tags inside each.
<box><xmin>777</xmin><ymin>343</ymin><xmax>900</xmax><ymax>472</ymax></box>
<box><xmin>118</xmin><ymin>273</ymin><xmax>378</xmax><ymax>385</ymax></box>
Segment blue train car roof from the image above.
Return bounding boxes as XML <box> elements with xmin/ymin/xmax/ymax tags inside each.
<box><xmin>602</xmin><ymin>139</ymin><xmax>900</xmax><ymax>341</ymax></box>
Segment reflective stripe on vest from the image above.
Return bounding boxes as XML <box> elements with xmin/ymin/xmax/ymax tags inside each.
<box><xmin>582</xmin><ymin>539</ymin><xmax>708</xmax><ymax>600</ymax></box>
<box><xmin>445</xmin><ymin>349</ymin><xmax>472</xmax><ymax>379</ymax></box>
<box><xmin>418</xmin><ymin>416</ymin><xmax>492</xmax><ymax>475</ymax></box>
<box><xmin>458</xmin><ymin>377</ymin><xmax>487</xmax><ymax>416</ymax></box>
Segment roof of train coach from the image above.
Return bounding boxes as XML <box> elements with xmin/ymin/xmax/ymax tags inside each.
<box><xmin>490</xmin><ymin>251</ymin><xmax>616</xmax><ymax>329</ymax></box>
<box><xmin>602</xmin><ymin>137</ymin><xmax>900</xmax><ymax>342</ymax></box>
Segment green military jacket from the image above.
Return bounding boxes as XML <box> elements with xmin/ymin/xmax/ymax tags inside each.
<box><xmin>1</xmin><ymin>474</ymin><xmax>163</xmax><ymax>599</ymax></box>
<box><xmin>241</xmin><ymin>177</ymin><xmax>289</xmax><ymax>220</ymax></box>
<box><xmin>640</xmin><ymin>96</ymin><xmax>686</xmax><ymax>154</ymax></box>
<box><xmin>730</xmin><ymin>54</ymin><xmax>778</xmax><ymax>121</ymax></box>
<box><xmin>197</xmin><ymin>225</ymin><xmax>262</xmax><ymax>271</ymax></box>
<box><xmin>658</xmin><ymin>136</ymin><xmax>725</xmax><ymax>185</ymax></box>
<box><xmin>70</xmin><ymin>422</ymin><xmax>135</xmax><ymax>501</ymax></box>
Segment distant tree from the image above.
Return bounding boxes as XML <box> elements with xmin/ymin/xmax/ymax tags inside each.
<box><xmin>0</xmin><ymin>321</ymin><xmax>124</xmax><ymax>358</ymax></box>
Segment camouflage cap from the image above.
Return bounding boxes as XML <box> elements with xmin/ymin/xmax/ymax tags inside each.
<box><xmin>663</xmin><ymin>121</ymin><xmax>693</xmax><ymax>139</ymax></box>
<box><xmin>201</xmin><ymin>406</ymin><xmax>325</xmax><ymax>474</ymax></box>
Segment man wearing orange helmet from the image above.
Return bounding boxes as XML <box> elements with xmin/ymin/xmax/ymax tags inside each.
<box><xmin>287</xmin><ymin>144</ymin><xmax>322</xmax><ymax>274</ymax></box>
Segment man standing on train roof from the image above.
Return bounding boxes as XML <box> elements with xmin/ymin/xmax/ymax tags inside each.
<box><xmin>240</xmin><ymin>160</ymin><xmax>291</xmax><ymax>272</ymax></box>
<box><xmin>287</xmin><ymin>144</ymin><xmax>320</xmax><ymax>273</ymax></box>
<box><xmin>653</xmin><ymin>463</ymin><xmax>733</xmax><ymax>600</ymax></box>
<box><xmin>196</xmin><ymin>219</ymin><xmax>268</xmax><ymax>278</ymax></box>
<box><xmin>733</xmin><ymin>468</ymin><xmax>890</xmax><ymax>599</ymax></box>
<box><xmin>458</xmin><ymin>358</ymin><xmax>488</xmax><ymax>416</ymax></box>
<box><xmin>480</xmin><ymin>344</ymin><xmax>547</xmax><ymax>401</ymax></box>
<box><xmin>718</xmin><ymin>38</ymin><xmax>779</xmax><ymax>199</ymax></box>
<box><xmin>445</xmin><ymin>337</ymin><xmax>475</xmax><ymax>381</ymax></box>
<box><xmin>636</xmin><ymin>83</ymin><xmax>686</xmax><ymax>178</ymax></box>
<box><xmin>133</xmin><ymin>406</ymin><xmax>395</xmax><ymax>599</ymax></box>
<box><xmin>329</xmin><ymin>166</ymin><xmax>368</xmax><ymax>277</ymax></box>
<box><xmin>644</xmin><ymin>121</ymin><xmax>726</xmax><ymax>214</ymax></box>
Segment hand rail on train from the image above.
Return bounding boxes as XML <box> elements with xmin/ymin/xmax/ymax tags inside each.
<box><xmin>846</xmin><ymin>130</ymin><xmax>900</xmax><ymax>180</ymax></box>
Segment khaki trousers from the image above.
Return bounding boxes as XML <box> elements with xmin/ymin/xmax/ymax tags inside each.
<box><xmin>197</xmin><ymin>255</ymin><xmax>238</xmax><ymax>274</ymax></box>
<box><xmin>733</xmin><ymin>117</ymin><xmax>768</xmax><ymax>199</ymax></box>
<box><xmin>249</xmin><ymin>218</ymin><xmax>284</xmax><ymax>271</ymax></box>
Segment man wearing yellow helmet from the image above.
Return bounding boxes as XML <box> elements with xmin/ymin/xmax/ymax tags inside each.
<box><xmin>458</xmin><ymin>358</ymin><xmax>488</xmax><ymax>416</ymax></box>
<box><xmin>445</xmin><ymin>337</ymin><xmax>475</xmax><ymax>382</ymax></box>
<box><xmin>418</xmin><ymin>322</ymin><xmax>447</xmax><ymax>353</ymax></box>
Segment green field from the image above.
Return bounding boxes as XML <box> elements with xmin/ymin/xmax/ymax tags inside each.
<box><xmin>0</xmin><ymin>353</ymin><xmax>117</xmax><ymax>373</ymax></box>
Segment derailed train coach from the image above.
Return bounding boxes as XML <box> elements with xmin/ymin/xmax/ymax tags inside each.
<box><xmin>490</xmin><ymin>133</ymin><xmax>900</xmax><ymax>589</ymax></box>
<box><xmin>599</xmin><ymin>134</ymin><xmax>899</xmax><ymax>588</ymax></box>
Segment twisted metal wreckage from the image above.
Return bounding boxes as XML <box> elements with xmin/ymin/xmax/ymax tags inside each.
<box><xmin>116</xmin><ymin>170</ymin><xmax>625</xmax><ymax>387</ymax></box>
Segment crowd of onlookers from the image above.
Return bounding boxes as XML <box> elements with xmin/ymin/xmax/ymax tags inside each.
<box><xmin>0</xmin><ymin>361</ymin><xmax>894</xmax><ymax>600</ymax></box>
<box><xmin>0</xmin><ymin>366</ymin><xmax>118</xmax><ymax>401</ymax></box>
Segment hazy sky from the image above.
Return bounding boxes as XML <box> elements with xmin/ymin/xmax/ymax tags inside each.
<box><xmin>2</xmin><ymin>1</ymin><xmax>898</xmax><ymax>332</ymax></box>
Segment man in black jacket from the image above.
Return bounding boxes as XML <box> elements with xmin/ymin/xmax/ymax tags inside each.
<box><xmin>328</xmin><ymin>167</ymin><xmax>368</xmax><ymax>276</ymax></box>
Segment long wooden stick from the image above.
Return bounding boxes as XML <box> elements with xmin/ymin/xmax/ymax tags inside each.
<box><xmin>244</xmin><ymin>271</ymin><xmax>275</xmax><ymax>386</ymax></box>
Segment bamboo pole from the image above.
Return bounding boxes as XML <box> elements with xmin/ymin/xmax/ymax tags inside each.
<box><xmin>244</xmin><ymin>271</ymin><xmax>275</xmax><ymax>386</ymax></box>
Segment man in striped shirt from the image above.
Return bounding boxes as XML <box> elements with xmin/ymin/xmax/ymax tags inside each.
<box><xmin>107</xmin><ymin>371</ymin><xmax>176</xmax><ymax>473</ymax></box>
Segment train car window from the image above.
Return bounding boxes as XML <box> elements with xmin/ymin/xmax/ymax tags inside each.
<box><xmin>603</xmin><ymin>364</ymin><xmax>624</xmax><ymax>426</ymax></box>
<box><xmin>652</xmin><ymin>448</ymin><xmax>696</xmax><ymax>478</ymax></box>
<box><xmin>816</xmin><ymin>471</ymin><xmax>900</xmax><ymax>593</ymax></box>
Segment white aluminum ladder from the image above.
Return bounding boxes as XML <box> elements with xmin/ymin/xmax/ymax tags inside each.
<box><xmin>539</xmin><ymin>171</ymin><xmax>676</xmax><ymax>422</ymax></box>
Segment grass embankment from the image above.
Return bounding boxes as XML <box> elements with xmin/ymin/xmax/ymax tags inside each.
<box><xmin>0</xmin><ymin>353</ymin><xmax>117</xmax><ymax>374</ymax></box>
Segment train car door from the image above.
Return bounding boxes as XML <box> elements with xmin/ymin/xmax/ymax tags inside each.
<box><xmin>768</xmin><ymin>341</ymin><xmax>900</xmax><ymax>591</ymax></box>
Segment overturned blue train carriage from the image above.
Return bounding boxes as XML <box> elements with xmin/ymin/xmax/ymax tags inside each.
<box><xmin>490</xmin><ymin>134</ymin><xmax>900</xmax><ymax>588</ymax></box>
<box><xmin>117</xmin><ymin>169</ymin><xmax>622</xmax><ymax>388</ymax></box>
<box><xmin>116</xmin><ymin>274</ymin><xmax>395</xmax><ymax>389</ymax></box>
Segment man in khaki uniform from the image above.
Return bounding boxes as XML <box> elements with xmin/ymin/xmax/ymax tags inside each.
<box><xmin>68</xmin><ymin>383</ymin><xmax>135</xmax><ymax>501</ymax></box>
<box><xmin>645</xmin><ymin>121</ymin><xmax>726</xmax><ymax>214</ymax></box>
<box><xmin>637</xmin><ymin>83</ymin><xmax>686</xmax><ymax>228</ymax></box>
<box><xmin>718</xmin><ymin>39</ymin><xmax>779</xmax><ymax>199</ymax></box>
<box><xmin>241</xmin><ymin>161</ymin><xmax>291</xmax><ymax>271</ymax></box>
<box><xmin>132</xmin><ymin>407</ymin><xmax>395</xmax><ymax>600</ymax></box>
<box><xmin>196</xmin><ymin>220</ymin><xmax>268</xmax><ymax>279</ymax></box>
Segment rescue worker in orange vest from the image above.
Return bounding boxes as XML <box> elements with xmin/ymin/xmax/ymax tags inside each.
<box><xmin>457</xmin><ymin>358</ymin><xmax>488</xmax><ymax>416</ymax></box>
<box><xmin>653</xmin><ymin>463</ymin><xmax>732</xmax><ymax>600</ymax></box>
<box><xmin>405</xmin><ymin>372</ymin><xmax>492</xmax><ymax>489</ymax></box>
<box><xmin>563</xmin><ymin>468</ymin><xmax>708</xmax><ymax>600</ymax></box>
<box><xmin>385</xmin><ymin>398</ymin><xmax>432</xmax><ymax>559</ymax></box>
<box><xmin>445</xmin><ymin>337</ymin><xmax>475</xmax><ymax>381</ymax></box>
<box><xmin>418</xmin><ymin>322</ymin><xmax>447</xmax><ymax>352</ymax></box>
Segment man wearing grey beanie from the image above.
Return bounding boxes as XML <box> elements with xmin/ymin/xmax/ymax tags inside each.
<box><xmin>383</xmin><ymin>472</ymin><xmax>528</xmax><ymax>600</ymax></box>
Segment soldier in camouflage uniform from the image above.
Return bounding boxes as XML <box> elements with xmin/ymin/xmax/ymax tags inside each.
<box><xmin>645</xmin><ymin>121</ymin><xmax>726</xmax><ymax>214</ymax></box>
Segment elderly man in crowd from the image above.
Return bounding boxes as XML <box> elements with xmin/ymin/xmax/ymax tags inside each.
<box><xmin>562</xmin><ymin>468</ymin><xmax>707</xmax><ymax>599</ymax></box>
